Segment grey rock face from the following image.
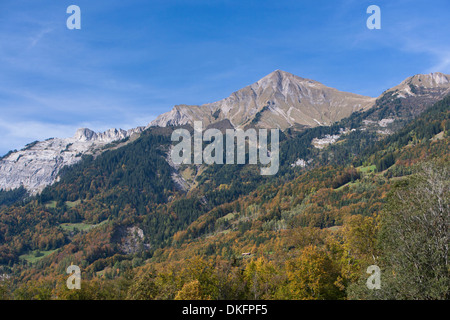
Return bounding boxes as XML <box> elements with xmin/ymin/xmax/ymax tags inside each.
<box><xmin>149</xmin><ymin>70</ymin><xmax>376</xmax><ymax>129</ymax></box>
<box><xmin>0</xmin><ymin>127</ymin><xmax>144</xmax><ymax>194</ymax></box>
<box><xmin>2</xmin><ymin>71</ymin><xmax>449</xmax><ymax>195</ymax></box>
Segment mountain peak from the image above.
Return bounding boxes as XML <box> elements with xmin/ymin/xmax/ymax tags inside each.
<box><xmin>257</xmin><ymin>70</ymin><xmax>313</xmax><ymax>87</ymax></box>
<box><xmin>264</xmin><ymin>69</ymin><xmax>294</xmax><ymax>78</ymax></box>
<box><xmin>74</xmin><ymin>127</ymin><xmax>145</xmax><ymax>143</ymax></box>
<box><xmin>387</xmin><ymin>72</ymin><xmax>450</xmax><ymax>98</ymax></box>
<box><xmin>150</xmin><ymin>70</ymin><xmax>375</xmax><ymax>129</ymax></box>
<box><xmin>394</xmin><ymin>72</ymin><xmax>450</xmax><ymax>88</ymax></box>
<box><xmin>407</xmin><ymin>72</ymin><xmax>450</xmax><ymax>86</ymax></box>
<box><xmin>74</xmin><ymin>128</ymin><xmax>97</xmax><ymax>141</ymax></box>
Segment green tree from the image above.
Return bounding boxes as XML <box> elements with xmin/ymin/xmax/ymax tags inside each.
<box><xmin>174</xmin><ymin>279</ymin><xmax>209</xmax><ymax>300</ymax></box>
<box><xmin>126</xmin><ymin>269</ymin><xmax>159</xmax><ymax>300</ymax></box>
<box><xmin>284</xmin><ymin>245</ymin><xmax>342</xmax><ymax>299</ymax></box>
<box><xmin>350</xmin><ymin>161</ymin><xmax>449</xmax><ymax>299</ymax></box>
<box><xmin>0</xmin><ymin>281</ymin><xmax>11</xmax><ymax>300</ymax></box>
<box><xmin>243</xmin><ymin>257</ymin><xmax>280</xmax><ymax>299</ymax></box>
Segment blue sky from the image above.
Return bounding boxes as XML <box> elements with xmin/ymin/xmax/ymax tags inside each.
<box><xmin>0</xmin><ymin>0</ymin><xmax>449</xmax><ymax>155</ymax></box>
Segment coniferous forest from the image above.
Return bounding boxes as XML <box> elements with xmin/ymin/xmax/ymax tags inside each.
<box><xmin>0</xmin><ymin>94</ymin><xmax>448</xmax><ymax>300</ymax></box>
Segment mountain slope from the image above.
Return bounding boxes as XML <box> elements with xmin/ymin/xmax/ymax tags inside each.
<box><xmin>1</xmin><ymin>71</ymin><xmax>449</xmax><ymax>196</ymax></box>
<box><xmin>0</xmin><ymin>127</ymin><xmax>144</xmax><ymax>194</ymax></box>
<box><xmin>150</xmin><ymin>70</ymin><xmax>376</xmax><ymax>129</ymax></box>
<box><xmin>367</xmin><ymin>72</ymin><xmax>450</xmax><ymax>121</ymax></box>
<box><xmin>0</xmin><ymin>93</ymin><xmax>447</xmax><ymax>294</ymax></box>
<box><xmin>0</xmin><ymin>88</ymin><xmax>448</xmax><ymax>300</ymax></box>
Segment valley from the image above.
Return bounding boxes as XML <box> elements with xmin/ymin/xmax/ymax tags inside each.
<box><xmin>0</xmin><ymin>71</ymin><xmax>449</xmax><ymax>300</ymax></box>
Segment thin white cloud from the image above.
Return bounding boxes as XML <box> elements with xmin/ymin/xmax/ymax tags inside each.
<box><xmin>425</xmin><ymin>50</ymin><xmax>450</xmax><ymax>74</ymax></box>
<box><xmin>0</xmin><ymin>119</ymin><xmax>79</xmax><ymax>155</ymax></box>
<box><xmin>0</xmin><ymin>112</ymin><xmax>157</xmax><ymax>156</ymax></box>
<box><xmin>28</xmin><ymin>27</ymin><xmax>53</xmax><ymax>48</ymax></box>
<box><xmin>352</xmin><ymin>21</ymin><xmax>450</xmax><ymax>75</ymax></box>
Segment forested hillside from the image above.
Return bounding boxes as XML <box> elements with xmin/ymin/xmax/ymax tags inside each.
<box><xmin>0</xmin><ymin>95</ymin><xmax>449</xmax><ymax>300</ymax></box>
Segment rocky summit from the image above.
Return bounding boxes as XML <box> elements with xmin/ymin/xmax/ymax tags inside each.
<box><xmin>0</xmin><ymin>127</ymin><xmax>144</xmax><ymax>194</ymax></box>
<box><xmin>1</xmin><ymin>70</ymin><xmax>449</xmax><ymax>194</ymax></box>
<box><xmin>149</xmin><ymin>70</ymin><xmax>376</xmax><ymax>129</ymax></box>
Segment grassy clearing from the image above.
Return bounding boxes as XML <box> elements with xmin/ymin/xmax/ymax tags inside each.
<box><xmin>357</xmin><ymin>165</ymin><xmax>376</xmax><ymax>173</ymax></box>
<box><xmin>65</xmin><ymin>200</ymin><xmax>81</xmax><ymax>208</ymax></box>
<box><xmin>335</xmin><ymin>180</ymin><xmax>360</xmax><ymax>191</ymax></box>
<box><xmin>60</xmin><ymin>220</ymin><xmax>108</xmax><ymax>232</ymax></box>
<box><xmin>389</xmin><ymin>176</ymin><xmax>408</xmax><ymax>182</ymax></box>
<box><xmin>180</xmin><ymin>166</ymin><xmax>195</xmax><ymax>182</ymax></box>
<box><xmin>45</xmin><ymin>199</ymin><xmax>81</xmax><ymax>209</ymax></box>
<box><xmin>325</xmin><ymin>226</ymin><xmax>343</xmax><ymax>232</ymax></box>
<box><xmin>217</xmin><ymin>212</ymin><xmax>236</xmax><ymax>223</ymax></box>
<box><xmin>44</xmin><ymin>201</ymin><xmax>57</xmax><ymax>208</ymax></box>
<box><xmin>19</xmin><ymin>249</ymin><xmax>58</xmax><ymax>264</ymax></box>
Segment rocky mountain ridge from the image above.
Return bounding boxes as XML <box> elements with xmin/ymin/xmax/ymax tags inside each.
<box><xmin>1</xmin><ymin>70</ymin><xmax>449</xmax><ymax>194</ymax></box>
<box><xmin>0</xmin><ymin>127</ymin><xmax>144</xmax><ymax>194</ymax></box>
<box><xmin>150</xmin><ymin>70</ymin><xmax>376</xmax><ymax>129</ymax></box>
